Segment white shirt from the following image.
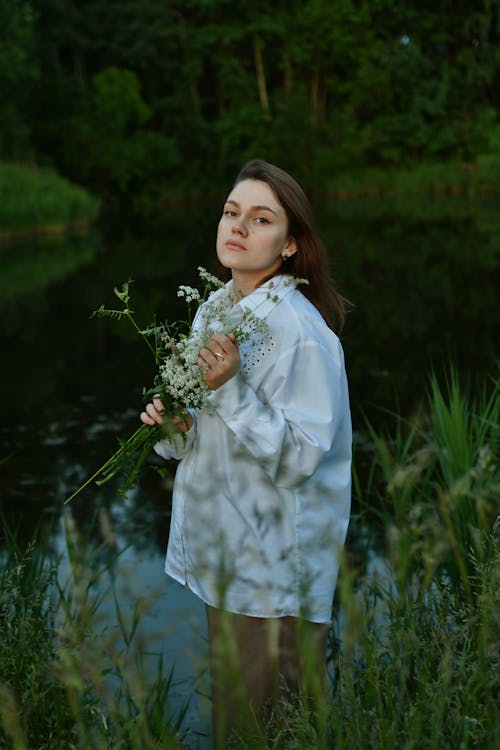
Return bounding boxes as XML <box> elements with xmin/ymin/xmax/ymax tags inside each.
<box><xmin>154</xmin><ymin>274</ymin><xmax>352</xmax><ymax>623</ymax></box>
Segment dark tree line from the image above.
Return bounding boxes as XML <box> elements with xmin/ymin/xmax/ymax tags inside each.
<box><xmin>1</xmin><ymin>0</ymin><xmax>499</xmax><ymax>211</ymax></box>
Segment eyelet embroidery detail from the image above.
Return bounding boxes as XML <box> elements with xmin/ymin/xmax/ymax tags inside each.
<box><xmin>240</xmin><ymin>335</ymin><xmax>276</xmax><ymax>376</ymax></box>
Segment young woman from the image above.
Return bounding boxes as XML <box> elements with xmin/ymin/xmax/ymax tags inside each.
<box><xmin>141</xmin><ymin>160</ymin><xmax>351</xmax><ymax>741</ymax></box>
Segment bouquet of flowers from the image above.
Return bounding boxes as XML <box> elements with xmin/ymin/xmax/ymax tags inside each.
<box><xmin>64</xmin><ymin>267</ymin><xmax>269</xmax><ymax>504</ymax></box>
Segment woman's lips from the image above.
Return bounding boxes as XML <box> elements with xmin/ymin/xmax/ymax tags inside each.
<box><xmin>226</xmin><ymin>240</ymin><xmax>246</xmax><ymax>250</ymax></box>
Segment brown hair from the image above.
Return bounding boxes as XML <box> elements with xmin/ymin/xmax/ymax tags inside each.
<box><xmin>219</xmin><ymin>159</ymin><xmax>346</xmax><ymax>333</ymax></box>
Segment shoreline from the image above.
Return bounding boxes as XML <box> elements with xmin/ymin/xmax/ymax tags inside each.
<box><xmin>0</xmin><ymin>220</ymin><xmax>95</xmax><ymax>244</ymax></box>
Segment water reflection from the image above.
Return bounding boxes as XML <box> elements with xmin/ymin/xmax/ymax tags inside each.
<box><xmin>321</xmin><ymin>197</ymin><xmax>500</xmax><ymax>421</ymax></box>
<box><xmin>0</xmin><ymin>231</ymin><xmax>101</xmax><ymax>304</ymax></box>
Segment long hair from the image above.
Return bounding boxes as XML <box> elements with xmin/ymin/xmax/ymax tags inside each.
<box><xmin>219</xmin><ymin>159</ymin><xmax>346</xmax><ymax>333</ymax></box>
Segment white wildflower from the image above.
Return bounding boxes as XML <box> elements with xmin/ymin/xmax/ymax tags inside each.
<box><xmin>283</xmin><ymin>276</ymin><xmax>309</xmax><ymax>287</ymax></box>
<box><xmin>159</xmin><ymin>335</ymin><xmax>211</xmax><ymax>411</ymax></box>
<box><xmin>157</xmin><ymin>282</ymin><xmax>270</xmax><ymax>413</ymax></box>
<box><xmin>177</xmin><ymin>285</ymin><xmax>201</xmax><ymax>303</ymax></box>
<box><xmin>197</xmin><ymin>266</ymin><xmax>225</xmax><ymax>289</ymax></box>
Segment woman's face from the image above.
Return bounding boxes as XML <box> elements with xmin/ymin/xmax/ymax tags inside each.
<box><xmin>216</xmin><ymin>178</ymin><xmax>296</xmax><ymax>293</ymax></box>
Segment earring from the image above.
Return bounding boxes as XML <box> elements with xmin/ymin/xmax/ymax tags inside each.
<box><xmin>282</xmin><ymin>253</ymin><xmax>290</xmax><ymax>260</ymax></box>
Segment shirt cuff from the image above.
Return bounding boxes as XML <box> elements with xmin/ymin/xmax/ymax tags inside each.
<box><xmin>153</xmin><ymin>416</ymin><xmax>197</xmax><ymax>460</ymax></box>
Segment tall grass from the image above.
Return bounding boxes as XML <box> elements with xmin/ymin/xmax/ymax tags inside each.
<box><xmin>0</xmin><ymin>515</ymin><xmax>189</xmax><ymax>749</ymax></box>
<box><xmin>364</xmin><ymin>370</ymin><xmax>499</xmax><ymax>602</ymax></box>
<box><xmin>0</xmin><ymin>371</ymin><xmax>498</xmax><ymax>748</ymax></box>
<box><xmin>0</xmin><ymin>163</ymin><xmax>100</xmax><ymax>233</ymax></box>
<box><xmin>332</xmin><ymin>369</ymin><xmax>499</xmax><ymax>749</ymax></box>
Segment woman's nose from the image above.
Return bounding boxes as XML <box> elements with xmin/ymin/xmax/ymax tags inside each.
<box><xmin>232</xmin><ymin>220</ymin><xmax>248</xmax><ymax>236</ymax></box>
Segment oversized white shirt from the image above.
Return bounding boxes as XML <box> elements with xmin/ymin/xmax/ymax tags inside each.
<box><xmin>154</xmin><ymin>274</ymin><xmax>352</xmax><ymax>623</ymax></box>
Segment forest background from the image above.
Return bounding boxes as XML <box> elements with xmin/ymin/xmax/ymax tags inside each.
<box><xmin>2</xmin><ymin>0</ymin><xmax>500</xmax><ymax>218</ymax></box>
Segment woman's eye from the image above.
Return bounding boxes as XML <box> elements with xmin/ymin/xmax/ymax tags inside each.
<box><xmin>224</xmin><ymin>209</ymin><xmax>236</xmax><ymax>217</ymax></box>
<box><xmin>256</xmin><ymin>217</ymin><xmax>270</xmax><ymax>224</ymax></box>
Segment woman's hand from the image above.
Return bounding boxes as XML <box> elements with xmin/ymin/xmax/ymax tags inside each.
<box><xmin>140</xmin><ymin>396</ymin><xmax>193</xmax><ymax>433</ymax></box>
<box><xmin>198</xmin><ymin>333</ymin><xmax>240</xmax><ymax>390</ymax></box>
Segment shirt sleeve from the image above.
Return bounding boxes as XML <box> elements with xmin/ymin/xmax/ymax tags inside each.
<box><xmin>153</xmin><ymin>413</ymin><xmax>197</xmax><ymax>461</ymax></box>
<box><xmin>207</xmin><ymin>339</ymin><xmax>348</xmax><ymax>488</ymax></box>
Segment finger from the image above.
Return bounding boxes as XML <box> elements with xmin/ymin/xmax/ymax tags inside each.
<box><xmin>197</xmin><ymin>355</ymin><xmax>211</xmax><ymax>373</ymax></box>
<box><xmin>145</xmin><ymin>402</ymin><xmax>164</xmax><ymax>423</ymax></box>
<box><xmin>140</xmin><ymin>410</ymin><xmax>155</xmax><ymax>426</ymax></box>
<box><xmin>199</xmin><ymin>347</ymin><xmax>218</xmax><ymax>368</ymax></box>
<box><xmin>207</xmin><ymin>334</ymin><xmax>238</xmax><ymax>364</ymax></box>
<box><xmin>153</xmin><ymin>397</ymin><xmax>165</xmax><ymax>413</ymax></box>
<box><xmin>206</xmin><ymin>340</ymin><xmax>226</xmax><ymax>363</ymax></box>
<box><xmin>209</xmin><ymin>333</ymin><xmax>235</xmax><ymax>352</ymax></box>
<box><xmin>172</xmin><ymin>414</ymin><xmax>192</xmax><ymax>432</ymax></box>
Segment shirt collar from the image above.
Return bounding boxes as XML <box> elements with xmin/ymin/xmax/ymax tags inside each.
<box><xmin>227</xmin><ymin>274</ymin><xmax>297</xmax><ymax>321</ymax></box>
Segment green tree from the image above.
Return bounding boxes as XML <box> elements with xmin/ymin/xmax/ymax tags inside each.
<box><xmin>0</xmin><ymin>0</ymin><xmax>39</xmax><ymax>158</ymax></box>
<box><xmin>73</xmin><ymin>66</ymin><xmax>179</xmax><ymax>209</ymax></box>
<box><xmin>18</xmin><ymin>0</ymin><xmax>500</xmax><ymax>204</ymax></box>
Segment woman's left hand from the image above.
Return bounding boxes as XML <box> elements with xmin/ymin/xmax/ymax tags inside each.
<box><xmin>198</xmin><ymin>333</ymin><xmax>240</xmax><ymax>390</ymax></box>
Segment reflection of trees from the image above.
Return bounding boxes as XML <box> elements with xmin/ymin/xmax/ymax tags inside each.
<box><xmin>0</xmin><ymin>213</ymin><xmax>217</xmax><ymax>419</ymax></box>
<box><xmin>63</xmin><ymin>434</ymin><xmax>176</xmax><ymax>561</ymax></box>
<box><xmin>322</xmin><ymin>199</ymin><xmax>500</xmax><ymax>424</ymax></box>
<box><xmin>0</xmin><ymin>214</ymin><xmax>214</xmax><ymax>553</ymax></box>
<box><xmin>0</xmin><ymin>232</ymin><xmax>100</xmax><ymax>303</ymax></box>
<box><xmin>0</xmin><ymin>406</ymin><xmax>176</xmax><ymax>558</ymax></box>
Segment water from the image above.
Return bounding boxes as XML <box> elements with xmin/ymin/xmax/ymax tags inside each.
<box><xmin>1</xmin><ymin>196</ymin><xmax>499</xmax><ymax>741</ymax></box>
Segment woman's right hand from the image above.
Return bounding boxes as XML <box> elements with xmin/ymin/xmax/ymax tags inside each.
<box><xmin>140</xmin><ymin>396</ymin><xmax>193</xmax><ymax>433</ymax></box>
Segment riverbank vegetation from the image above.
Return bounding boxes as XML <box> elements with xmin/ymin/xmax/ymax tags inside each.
<box><xmin>321</xmin><ymin>155</ymin><xmax>500</xmax><ymax>201</ymax></box>
<box><xmin>0</xmin><ymin>163</ymin><xmax>100</xmax><ymax>236</ymax></box>
<box><xmin>1</xmin><ymin>371</ymin><xmax>498</xmax><ymax>749</ymax></box>
<box><xmin>2</xmin><ymin>1</ymin><xmax>499</xmax><ymax>214</ymax></box>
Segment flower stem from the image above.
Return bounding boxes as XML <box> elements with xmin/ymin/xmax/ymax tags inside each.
<box><xmin>63</xmin><ymin>424</ymin><xmax>152</xmax><ymax>505</ymax></box>
<box><xmin>125</xmin><ymin>309</ymin><xmax>156</xmax><ymax>358</ymax></box>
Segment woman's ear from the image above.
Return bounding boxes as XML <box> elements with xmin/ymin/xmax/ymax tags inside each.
<box><xmin>281</xmin><ymin>237</ymin><xmax>298</xmax><ymax>260</ymax></box>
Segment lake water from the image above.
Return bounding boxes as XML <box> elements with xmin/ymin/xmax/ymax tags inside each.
<box><xmin>1</xmin><ymin>195</ymin><xmax>498</xmax><ymax>745</ymax></box>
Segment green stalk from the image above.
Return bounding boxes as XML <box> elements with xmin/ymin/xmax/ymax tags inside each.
<box><xmin>124</xmin><ymin>308</ymin><xmax>156</xmax><ymax>358</ymax></box>
<box><xmin>63</xmin><ymin>424</ymin><xmax>151</xmax><ymax>505</ymax></box>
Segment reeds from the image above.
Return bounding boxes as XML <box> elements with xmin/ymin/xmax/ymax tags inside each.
<box><xmin>333</xmin><ymin>369</ymin><xmax>499</xmax><ymax>749</ymax></box>
<box><xmin>0</xmin><ymin>370</ymin><xmax>498</xmax><ymax>748</ymax></box>
<box><xmin>0</xmin><ymin>516</ymin><xmax>189</xmax><ymax>749</ymax></box>
<box><xmin>363</xmin><ymin>369</ymin><xmax>499</xmax><ymax>602</ymax></box>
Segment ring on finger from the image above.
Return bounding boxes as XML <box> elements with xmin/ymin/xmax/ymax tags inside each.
<box><xmin>214</xmin><ymin>351</ymin><xmax>225</xmax><ymax>361</ymax></box>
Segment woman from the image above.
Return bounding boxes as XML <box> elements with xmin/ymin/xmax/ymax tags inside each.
<box><xmin>141</xmin><ymin>159</ymin><xmax>351</xmax><ymax>741</ymax></box>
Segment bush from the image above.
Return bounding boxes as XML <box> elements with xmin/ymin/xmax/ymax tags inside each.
<box><xmin>0</xmin><ymin>163</ymin><xmax>100</xmax><ymax>232</ymax></box>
